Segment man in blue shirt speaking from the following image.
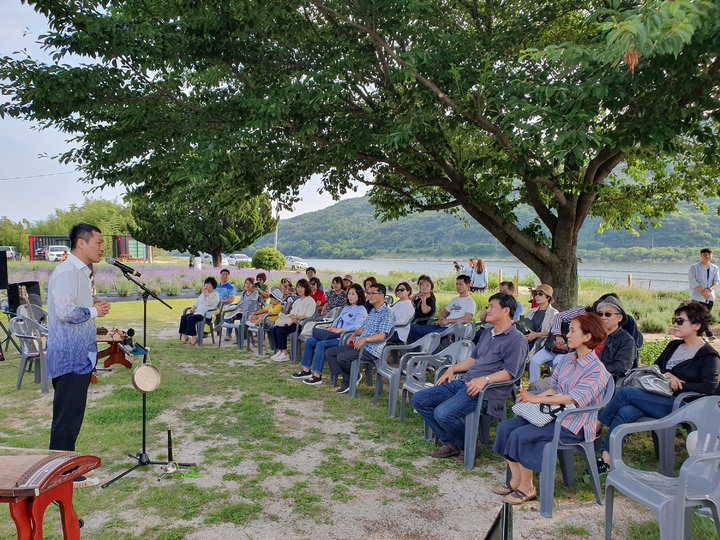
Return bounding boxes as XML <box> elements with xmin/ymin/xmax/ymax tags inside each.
<box><xmin>47</xmin><ymin>223</ymin><xmax>111</xmax><ymax>454</ymax></box>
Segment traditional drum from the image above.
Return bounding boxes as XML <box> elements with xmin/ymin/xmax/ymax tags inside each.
<box><xmin>132</xmin><ymin>363</ymin><xmax>161</xmax><ymax>393</ymax></box>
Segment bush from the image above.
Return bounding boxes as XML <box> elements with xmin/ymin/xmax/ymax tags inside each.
<box><xmin>236</xmin><ymin>260</ymin><xmax>252</xmax><ymax>269</ymax></box>
<box><xmin>252</xmin><ymin>248</ymin><xmax>285</xmax><ymax>271</ymax></box>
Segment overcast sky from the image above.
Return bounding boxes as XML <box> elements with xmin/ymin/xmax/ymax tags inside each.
<box><xmin>0</xmin><ymin>2</ymin><xmax>366</xmax><ymax>224</ymax></box>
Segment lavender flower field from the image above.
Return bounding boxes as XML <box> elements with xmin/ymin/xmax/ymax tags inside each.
<box><xmin>5</xmin><ymin>261</ymin><xmax>339</xmax><ymax>299</ymax></box>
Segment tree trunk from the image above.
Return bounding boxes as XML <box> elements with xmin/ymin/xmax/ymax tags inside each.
<box><xmin>210</xmin><ymin>249</ymin><xmax>222</xmax><ymax>268</ymax></box>
<box><xmin>535</xmin><ymin>255</ymin><xmax>579</xmax><ymax>311</ymax></box>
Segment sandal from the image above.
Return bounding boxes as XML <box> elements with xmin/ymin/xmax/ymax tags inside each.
<box><xmin>492</xmin><ymin>483</ymin><xmax>514</xmax><ymax>496</ymax></box>
<box><xmin>179</xmin><ymin>338</ymin><xmax>188</xmax><ymax>344</ymax></box>
<box><xmin>186</xmin><ymin>339</ymin><xmax>198</xmax><ymax>346</ymax></box>
<box><xmin>503</xmin><ymin>489</ymin><xmax>537</xmax><ymax>505</ymax></box>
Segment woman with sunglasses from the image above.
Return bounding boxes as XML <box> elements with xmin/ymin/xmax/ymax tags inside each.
<box><xmin>596</xmin><ymin>300</ymin><xmax>720</xmax><ymax>472</ymax></box>
<box><xmin>389</xmin><ymin>282</ymin><xmax>415</xmax><ymax>343</ymax></box>
<box><xmin>524</xmin><ymin>284</ymin><xmax>559</xmax><ymax>352</ymax></box>
<box><xmin>593</xmin><ymin>296</ymin><xmax>637</xmax><ymax>380</ymax></box>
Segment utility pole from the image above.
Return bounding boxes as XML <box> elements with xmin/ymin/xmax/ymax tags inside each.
<box><xmin>273</xmin><ymin>203</ymin><xmax>279</xmax><ymax>250</ymax></box>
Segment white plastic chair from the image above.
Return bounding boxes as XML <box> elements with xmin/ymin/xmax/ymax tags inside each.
<box><xmin>605</xmin><ymin>396</ymin><xmax>720</xmax><ymax>539</ymax></box>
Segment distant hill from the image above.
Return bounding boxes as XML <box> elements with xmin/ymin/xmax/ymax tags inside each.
<box><xmin>247</xmin><ymin>196</ymin><xmax>720</xmax><ymax>262</ymax></box>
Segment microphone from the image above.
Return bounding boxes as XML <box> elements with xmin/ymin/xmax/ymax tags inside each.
<box><xmin>105</xmin><ymin>257</ymin><xmax>142</xmax><ymax>277</ymax></box>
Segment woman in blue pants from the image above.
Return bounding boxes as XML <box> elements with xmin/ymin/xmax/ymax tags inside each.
<box><xmin>291</xmin><ymin>284</ymin><xmax>367</xmax><ymax>386</ymax></box>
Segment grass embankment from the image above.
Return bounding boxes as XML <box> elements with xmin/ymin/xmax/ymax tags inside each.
<box><xmin>0</xmin><ymin>289</ymin><xmax>716</xmax><ymax>538</ymax></box>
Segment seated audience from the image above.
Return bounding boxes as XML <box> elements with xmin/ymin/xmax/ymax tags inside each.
<box><xmin>321</xmin><ymin>276</ymin><xmax>348</xmax><ymax>315</ymax></box>
<box><xmin>216</xmin><ymin>269</ymin><xmax>236</xmax><ymax>307</ymax></box>
<box><xmin>596</xmin><ymin>301</ymin><xmax>720</xmax><ymax>472</ymax></box>
<box><xmin>306</xmin><ymin>267</ymin><xmax>325</xmax><ymax>291</ymax></box>
<box><xmin>270</xmin><ymin>279</ymin><xmax>317</xmax><ymax>363</ymax></box>
<box><xmin>254</xmin><ymin>272</ymin><xmax>271</xmax><ymax>304</ymax></box>
<box><xmin>493</xmin><ymin>313</ymin><xmax>611</xmax><ymax>504</ymax></box>
<box><xmin>408</xmin><ymin>275</ymin><xmax>476</xmax><ymax>342</ymax></box>
<box><xmin>362</xmin><ymin>276</ymin><xmax>378</xmax><ymax>312</ymax></box>
<box><xmin>529</xmin><ymin>294</ymin><xmax>638</xmax><ymax>383</ymax></box>
<box><xmin>411</xmin><ymin>293</ymin><xmax>527</xmax><ymax>464</ymax></box>
<box><xmin>222</xmin><ymin>277</ymin><xmax>260</xmax><ymax>340</ymax></box>
<box><xmin>309</xmin><ymin>276</ymin><xmax>327</xmax><ymax>307</ymax></box>
<box><xmin>279</xmin><ymin>278</ymin><xmax>296</xmax><ymax>311</ymax></box>
<box><xmin>179</xmin><ymin>277</ymin><xmax>220</xmax><ymax>346</ymax></box>
<box><xmin>412</xmin><ymin>275</ymin><xmax>437</xmax><ymax>323</ymax></box>
<box><xmin>478</xmin><ymin>281</ymin><xmax>523</xmax><ymax>332</ymax></box>
<box><xmin>389</xmin><ymin>282</ymin><xmax>415</xmax><ymax>343</ymax></box>
<box><xmin>291</xmin><ymin>284</ymin><xmax>367</xmax><ymax>385</ymax></box>
<box><xmin>326</xmin><ymin>283</ymin><xmax>395</xmax><ymax>394</ymax></box>
<box><xmin>342</xmin><ymin>274</ymin><xmax>354</xmax><ymax>291</ymax></box>
<box><xmin>524</xmin><ymin>284</ymin><xmax>559</xmax><ymax>352</ymax></box>
<box><xmin>247</xmin><ymin>289</ymin><xmax>284</xmax><ymax>327</ymax></box>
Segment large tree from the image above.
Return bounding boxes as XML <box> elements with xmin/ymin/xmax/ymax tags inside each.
<box><xmin>2</xmin><ymin>0</ymin><xmax>719</xmax><ymax>306</ymax></box>
<box><xmin>129</xmin><ymin>186</ymin><xmax>277</xmax><ymax>267</ymax></box>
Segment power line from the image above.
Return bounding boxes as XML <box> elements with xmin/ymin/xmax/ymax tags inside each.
<box><xmin>0</xmin><ymin>171</ymin><xmax>77</xmax><ymax>182</ymax></box>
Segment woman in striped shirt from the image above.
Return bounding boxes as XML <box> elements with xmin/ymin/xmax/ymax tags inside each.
<box><xmin>493</xmin><ymin>313</ymin><xmax>611</xmax><ymax>505</ymax></box>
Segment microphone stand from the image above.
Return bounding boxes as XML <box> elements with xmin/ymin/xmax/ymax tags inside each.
<box><xmin>102</xmin><ymin>269</ymin><xmax>194</xmax><ymax>488</ymax></box>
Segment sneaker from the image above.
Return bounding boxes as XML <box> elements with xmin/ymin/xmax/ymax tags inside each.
<box><xmin>224</xmin><ymin>335</ymin><xmax>233</xmax><ymax>342</ymax></box>
<box><xmin>273</xmin><ymin>352</ymin><xmax>290</xmax><ymax>362</ymax></box>
<box><xmin>270</xmin><ymin>351</ymin><xmax>282</xmax><ymax>360</ymax></box>
<box><xmin>303</xmin><ymin>375</ymin><xmax>323</xmax><ymax>385</ymax></box>
<box><xmin>336</xmin><ymin>381</ymin><xmax>350</xmax><ymax>394</ymax></box>
<box><xmin>291</xmin><ymin>370</ymin><xmax>313</xmax><ymax>379</ymax></box>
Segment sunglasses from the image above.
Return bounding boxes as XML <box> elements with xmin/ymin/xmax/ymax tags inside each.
<box><xmin>596</xmin><ymin>311</ymin><xmax>620</xmax><ymax>318</ymax></box>
<box><xmin>396</xmin><ymin>288</ymin><xmax>408</xmax><ymax>293</ymax></box>
<box><xmin>672</xmin><ymin>317</ymin><xmax>688</xmax><ymax>325</ymax></box>
<box><xmin>532</xmin><ymin>291</ymin><xmax>545</xmax><ymax>297</ymax></box>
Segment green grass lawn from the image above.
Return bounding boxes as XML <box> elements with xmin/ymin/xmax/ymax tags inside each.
<box><xmin>0</xmin><ymin>299</ymin><xmax>716</xmax><ymax>539</ymax></box>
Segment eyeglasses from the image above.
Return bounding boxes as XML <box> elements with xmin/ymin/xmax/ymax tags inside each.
<box><xmin>532</xmin><ymin>291</ymin><xmax>545</xmax><ymax>297</ymax></box>
<box><xmin>367</xmin><ymin>291</ymin><xmax>383</xmax><ymax>296</ymax></box>
<box><xmin>672</xmin><ymin>317</ymin><xmax>688</xmax><ymax>325</ymax></box>
<box><xmin>597</xmin><ymin>311</ymin><xmax>620</xmax><ymax>318</ymax></box>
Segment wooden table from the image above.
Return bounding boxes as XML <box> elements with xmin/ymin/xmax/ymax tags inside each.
<box><xmin>0</xmin><ymin>450</ymin><xmax>101</xmax><ymax>539</ymax></box>
<box><xmin>97</xmin><ymin>333</ymin><xmax>132</xmax><ymax>369</ymax></box>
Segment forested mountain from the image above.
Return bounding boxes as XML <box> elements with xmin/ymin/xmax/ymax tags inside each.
<box><xmin>248</xmin><ymin>197</ymin><xmax>720</xmax><ymax>262</ymax></box>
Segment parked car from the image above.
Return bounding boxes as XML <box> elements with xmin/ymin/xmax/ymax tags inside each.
<box><xmin>46</xmin><ymin>245</ymin><xmax>70</xmax><ymax>262</ymax></box>
<box><xmin>200</xmin><ymin>252</ymin><xmax>229</xmax><ymax>266</ymax></box>
<box><xmin>285</xmin><ymin>256</ymin><xmax>308</xmax><ymax>270</ymax></box>
<box><xmin>226</xmin><ymin>252</ymin><xmax>251</xmax><ymax>265</ymax></box>
<box><xmin>34</xmin><ymin>246</ymin><xmax>47</xmax><ymax>260</ymax></box>
<box><xmin>0</xmin><ymin>246</ymin><xmax>21</xmax><ymax>261</ymax></box>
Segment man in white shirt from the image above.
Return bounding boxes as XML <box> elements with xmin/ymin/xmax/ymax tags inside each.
<box><xmin>409</xmin><ymin>275</ymin><xmax>476</xmax><ymax>342</ymax></box>
<box><xmin>689</xmin><ymin>248</ymin><xmax>719</xmax><ymax>339</ymax></box>
<box><xmin>47</xmin><ymin>223</ymin><xmax>110</xmax><ymax>460</ymax></box>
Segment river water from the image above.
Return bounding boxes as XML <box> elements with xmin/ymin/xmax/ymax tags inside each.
<box><xmin>302</xmin><ymin>258</ymin><xmax>689</xmax><ymax>291</ymax></box>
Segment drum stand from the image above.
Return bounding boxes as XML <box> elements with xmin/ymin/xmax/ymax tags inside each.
<box><xmin>102</xmin><ymin>272</ymin><xmax>194</xmax><ymax>489</ymax></box>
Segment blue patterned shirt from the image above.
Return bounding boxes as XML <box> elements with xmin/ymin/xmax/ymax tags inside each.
<box><xmin>359</xmin><ymin>303</ymin><xmax>395</xmax><ymax>358</ymax></box>
<box><xmin>216</xmin><ymin>281</ymin><xmax>236</xmax><ymax>303</ymax></box>
<box><xmin>47</xmin><ymin>253</ymin><xmax>98</xmax><ymax>378</ymax></box>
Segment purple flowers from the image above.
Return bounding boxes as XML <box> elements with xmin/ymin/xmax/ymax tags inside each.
<box><xmin>7</xmin><ymin>262</ymin><xmax>329</xmax><ymax>296</ymax></box>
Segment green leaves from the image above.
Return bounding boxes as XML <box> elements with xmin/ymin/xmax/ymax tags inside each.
<box><xmin>2</xmin><ymin>0</ymin><xmax>720</xmax><ymax>304</ymax></box>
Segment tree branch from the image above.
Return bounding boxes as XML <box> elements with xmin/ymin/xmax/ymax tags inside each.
<box><xmin>523</xmin><ymin>178</ymin><xmax>558</xmax><ymax>230</ymax></box>
<box><xmin>307</xmin><ymin>1</ymin><xmax>511</xmax><ymax>148</ymax></box>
